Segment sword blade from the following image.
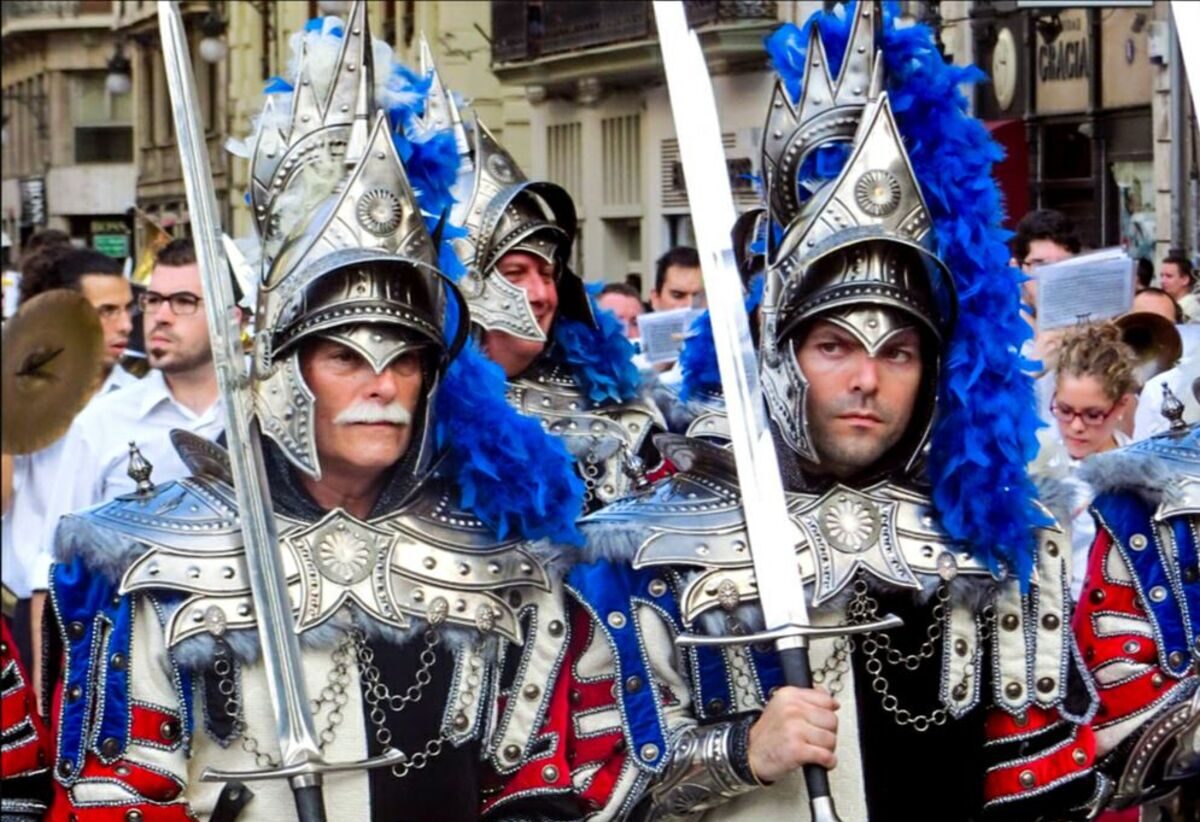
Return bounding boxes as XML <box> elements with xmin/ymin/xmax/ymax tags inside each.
<box><xmin>653</xmin><ymin>5</ymin><xmax>839</xmax><ymax>818</ymax></box>
<box><xmin>156</xmin><ymin>0</ymin><xmax>327</xmax><ymax>802</ymax></box>
<box><xmin>651</xmin><ymin>1</ymin><xmax>811</xmax><ymax>649</ymax></box>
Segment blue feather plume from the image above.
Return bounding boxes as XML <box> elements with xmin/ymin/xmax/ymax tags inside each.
<box><xmin>679</xmin><ymin>274</ymin><xmax>764</xmax><ymax>402</ymax></box>
<box><xmin>766</xmin><ymin>2</ymin><xmax>1047</xmax><ymax>583</ymax></box>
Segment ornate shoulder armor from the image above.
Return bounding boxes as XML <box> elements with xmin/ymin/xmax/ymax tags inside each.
<box><xmin>509</xmin><ymin>362</ymin><xmax>666</xmax><ymax>508</ymax></box>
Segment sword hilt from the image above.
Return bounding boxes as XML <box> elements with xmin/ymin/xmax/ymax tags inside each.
<box><xmin>675</xmin><ymin>613</ymin><xmax>902</xmax><ymax>822</ymax></box>
<box><xmin>201</xmin><ymin>748</ymin><xmax>407</xmax><ymax>784</ymax></box>
<box><xmin>673</xmin><ymin>613</ymin><xmax>903</xmax><ymax>648</ymax></box>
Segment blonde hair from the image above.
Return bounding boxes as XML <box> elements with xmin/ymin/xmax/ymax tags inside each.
<box><xmin>1054</xmin><ymin>323</ymin><xmax>1139</xmax><ymax>400</ymax></box>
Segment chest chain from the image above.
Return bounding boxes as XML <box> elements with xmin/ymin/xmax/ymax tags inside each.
<box><xmin>810</xmin><ymin>578</ymin><xmax>995</xmax><ymax>732</ymax></box>
<box><xmin>210</xmin><ymin>626</ymin><xmax>483</xmax><ymax>779</ymax></box>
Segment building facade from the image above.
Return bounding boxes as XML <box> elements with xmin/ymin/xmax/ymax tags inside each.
<box><xmin>970</xmin><ymin>0</ymin><xmax>1197</xmax><ymax>262</ymax></box>
<box><xmin>1</xmin><ymin>0</ymin><xmax>137</xmax><ymax>258</ymax></box>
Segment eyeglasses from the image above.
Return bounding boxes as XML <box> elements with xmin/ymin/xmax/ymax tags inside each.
<box><xmin>1049</xmin><ymin>396</ymin><xmax>1118</xmax><ymax>427</ymax></box>
<box><xmin>138</xmin><ymin>290</ymin><xmax>203</xmax><ymax>316</ymax></box>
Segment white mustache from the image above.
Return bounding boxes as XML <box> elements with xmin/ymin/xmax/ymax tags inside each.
<box><xmin>334</xmin><ymin>401</ymin><xmax>412</xmax><ymax>426</ymax></box>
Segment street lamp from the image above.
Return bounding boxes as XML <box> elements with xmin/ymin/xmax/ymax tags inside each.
<box><xmin>199</xmin><ymin>7</ymin><xmax>229</xmax><ymax>64</ymax></box>
<box><xmin>106</xmin><ymin>43</ymin><xmax>132</xmax><ymax>95</ymax></box>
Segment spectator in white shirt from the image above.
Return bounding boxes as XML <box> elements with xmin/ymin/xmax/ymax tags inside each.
<box><xmin>1</xmin><ymin>246</ymin><xmax>140</xmax><ymax>663</ymax></box>
<box><xmin>26</xmin><ymin>238</ymin><xmax>235</xmax><ymax>699</ymax></box>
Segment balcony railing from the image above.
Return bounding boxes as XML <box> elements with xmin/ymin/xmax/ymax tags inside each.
<box><xmin>492</xmin><ymin>0</ymin><xmax>777</xmax><ymax>64</ymax></box>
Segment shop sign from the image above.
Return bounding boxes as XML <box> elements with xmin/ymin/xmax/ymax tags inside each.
<box><xmin>1035</xmin><ymin>9</ymin><xmax>1090</xmax><ymax>114</ymax></box>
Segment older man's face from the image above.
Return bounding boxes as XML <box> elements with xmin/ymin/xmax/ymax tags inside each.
<box><xmin>301</xmin><ymin>338</ymin><xmax>425</xmax><ymax>480</ymax></box>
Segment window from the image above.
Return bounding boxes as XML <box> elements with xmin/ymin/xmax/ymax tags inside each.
<box><xmin>72</xmin><ymin>71</ymin><xmax>133</xmax><ymax>163</ymax></box>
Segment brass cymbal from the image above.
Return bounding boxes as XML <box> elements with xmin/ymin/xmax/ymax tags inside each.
<box><xmin>2</xmin><ymin>289</ymin><xmax>105</xmax><ymax>454</ymax></box>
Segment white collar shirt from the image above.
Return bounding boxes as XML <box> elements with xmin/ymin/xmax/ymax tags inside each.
<box><xmin>1</xmin><ymin>363</ymin><xmax>143</xmax><ymax>597</ymax></box>
<box><xmin>28</xmin><ymin>368</ymin><xmax>225</xmax><ymax>591</ymax></box>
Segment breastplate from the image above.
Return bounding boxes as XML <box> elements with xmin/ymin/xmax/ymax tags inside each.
<box><xmin>75</xmin><ymin>472</ymin><xmax>557</xmax><ymax>650</ymax></box>
<box><xmin>507</xmin><ymin>362</ymin><xmax>665</xmax><ymax>508</ymax></box>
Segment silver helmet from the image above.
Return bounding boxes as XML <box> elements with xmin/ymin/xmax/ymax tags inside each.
<box><xmin>759</xmin><ymin>2</ymin><xmax>956</xmax><ymax>472</ymax></box>
<box><xmin>244</xmin><ymin>2</ymin><xmax>467</xmax><ymax>480</ymax></box>
<box><xmin>414</xmin><ymin>40</ymin><xmax>594</xmax><ymax>344</ymax></box>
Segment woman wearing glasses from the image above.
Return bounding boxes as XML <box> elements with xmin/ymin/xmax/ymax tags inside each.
<box><xmin>1045</xmin><ymin>323</ymin><xmax>1140</xmax><ymax>599</ymax></box>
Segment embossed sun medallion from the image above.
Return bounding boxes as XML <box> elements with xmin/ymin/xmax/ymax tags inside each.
<box><xmin>356</xmin><ymin>188</ymin><xmax>403</xmax><ymax>236</ymax></box>
<box><xmin>818</xmin><ymin>493</ymin><xmax>882</xmax><ymax>554</ymax></box>
<box><xmin>486</xmin><ymin>152</ymin><xmax>515</xmax><ymax>183</ymax></box>
<box><xmin>855</xmin><ymin>169</ymin><xmax>902</xmax><ymax>217</ymax></box>
<box><xmin>317</xmin><ymin>528</ymin><xmax>375</xmax><ymax>584</ymax></box>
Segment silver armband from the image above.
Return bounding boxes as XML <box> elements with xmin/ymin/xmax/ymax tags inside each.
<box><xmin>647</xmin><ymin>723</ymin><xmax>762</xmax><ymax>821</ymax></box>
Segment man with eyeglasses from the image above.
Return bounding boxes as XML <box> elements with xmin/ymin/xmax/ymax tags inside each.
<box><xmin>2</xmin><ymin>246</ymin><xmax>143</xmax><ymax>669</ymax></box>
<box><xmin>24</xmin><ymin>238</ymin><xmax>236</xmax><ymax>707</ymax></box>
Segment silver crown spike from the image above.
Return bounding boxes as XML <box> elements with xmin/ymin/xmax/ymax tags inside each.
<box><xmin>417</xmin><ymin>33</ymin><xmax>473</xmax><ymax>169</ymax></box>
<box><xmin>126</xmin><ymin>441</ymin><xmax>155</xmax><ymax>496</ymax></box>
<box><xmin>328</xmin><ymin>0</ymin><xmax>375</xmax><ymax>165</ymax></box>
<box><xmin>1161</xmin><ymin>383</ymin><xmax>1188</xmax><ymax>433</ymax></box>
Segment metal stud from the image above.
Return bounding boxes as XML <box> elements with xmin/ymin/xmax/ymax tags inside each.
<box><xmin>453</xmin><ymin>713</ymin><xmax>469</xmax><ymax>730</ymax></box>
<box><xmin>607</xmin><ymin>611</ymin><xmax>627</xmax><ymax>629</ymax></box>
<box><xmin>1168</xmin><ymin>651</ymin><xmax>1184</xmax><ymax>668</ymax></box>
<box><xmin>1071</xmin><ymin>748</ymin><xmax>1087</xmax><ymax>766</ymax></box>
<box><xmin>503</xmin><ymin>744</ymin><xmax>521</xmax><ymax>761</ymax></box>
<box><xmin>707</xmin><ymin>698</ymin><xmax>726</xmax><ymax>715</ymax></box>
<box><xmin>547</xmin><ymin>620</ymin><xmax>564</xmax><ymax>637</ymax></box>
<box><xmin>1041</xmin><ymin>614</ymin><xmax>1060</xmax><ymax>631</ymax></box>
<box><xmin>1149</xmin><ymin>586</ymin><xmax>1167</xmax><ymax>603</ymax></box>
<box><xmin>1151</xmin><ymin>673</ymin><xmax>1165</xmax><ymax>688</ymax></box>
<box><xmin>100</xmin><ymin>737</ymin><xmax>120</xmax><ymax>758</ymax></box>
<box><xmin>640</xmin><ymin>743</ymin><xmax>659</xmax><ymax>762</ymax></box>
<box><xmin>1018</xmin><ymin>770</ymin><xmax>1036</xmax><ymax>789</ymax></box>
<box><xmin>523</xmin><ymin>684</ymin><xmax>541</xmax><ymax>701</ymax></box>
<box><xmin>625</xmin><ymin>675</ymin><xmax>643</xmax><ymax>694</ymax></box>
<box><xmin>1001</xmin><ymin>614</ymin><xmax>1020</xmax><ymax>631</ymax></box>
<box><xmin>67</xmin><ymin>621</ymin><xmax>85</xmax><ymax>640</ymax></box>
<box><xmin>1004</xmin><ymin>682</ymin><xmax>1023</xmax><ymax>699</ymax></box>
<box><xmin>1129</xmin><ymin>533</ymin><xmax>1148</xmax><ymax>550</ymax></box>
<box><xmin>1036</xmin><ymin>677</ymin><xmax>1055</xmax><ymax>694</ymax></box>
<box><xmin>542</xmin><ymin>765</ymin><xmax>559</xmax><ymax>783</ymax></box>
<box><xmin>648</xmin><ymin>579</ymin><xmax>667</xmax><ymax>597</ymax></box>
<box><xmin>954</xmin><ymin>638</ymin><xmax>968</xmax><ymax>657</ymax></box>
<box><xmin>1124</xmin><ymin>640</ymin><xmax>1141</xmax><ymax>655</ymax></box>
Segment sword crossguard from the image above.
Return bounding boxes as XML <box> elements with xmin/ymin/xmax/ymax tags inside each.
<box><xmin>674</xmin><ymin>613</ymin><xmax>903</xmax><ymax>649</ymax></box>
<box><xmin>201</xmin><ymin>748</ymin><xmax>408</xmax><ymax>784</ymax></box>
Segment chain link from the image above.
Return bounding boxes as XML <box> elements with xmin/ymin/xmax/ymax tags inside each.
<box><xmin>213</xmin><ymin>641</ymin><xmax>278</xmax><ymax>768</ymax></box>
<box><xmin>845</xmin><ymin>578</ymin><xmax>974</xmax><ymax>732</ymax></box>
<box><xmin>354</xmin><ymin>628</ymin><xmax>454</xmax><ymax>779</ymax></box>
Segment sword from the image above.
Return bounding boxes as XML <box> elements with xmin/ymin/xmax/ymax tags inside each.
<box><xmin>156</xmin><ymin>4</ymin><xmax>402</xmax><ymax>819</ymax></box>
<box><xmin>651</xmin><ymin>5</ymin><xmax>899</xmax><ymax>820</ymax></box>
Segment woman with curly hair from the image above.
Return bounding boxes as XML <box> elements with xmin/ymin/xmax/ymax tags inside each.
<box><xmin>1046</xmin><ymin>323</ymin><xmax>1140</xmax><ymax>599</ymax></box>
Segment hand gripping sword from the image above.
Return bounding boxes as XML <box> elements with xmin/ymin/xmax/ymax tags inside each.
<box><xmin>651</xmin><ymin>5</ymin><xmax>900</xmax><ymax>820</ymax></box>
<box><xmin>156</xmin><ymin>4</ymin><xmax>404</xmax><ymax>819</ymax></box>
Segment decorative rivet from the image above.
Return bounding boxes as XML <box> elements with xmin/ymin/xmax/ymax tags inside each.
<box><xmin>624</xmin><ymin>675</ymin><xmax>643</xmax><ymax>694</ymax></box>
<box><xmin>67</xmin><ymin>685</ymin><xmax>83</xmax><ymax>702</ymax></box>
<box><xmin>58</xmin><ymin>759</ymin><xmax>75</xmax><ymax>778</ymax></box>
<box><xmin>1151</xmin><ymin>673</ymin><xmax>1165</xmax><ymax>688</ymax></box>
<box><xmin>547</xmin><ymin>620</ymin><xmax>564</xmax><ymax>637</ymax></box>
<box><xmin>1149</xmin><ymin>586</ymin><xmax>1167</xmax><ymax>603</ymax></box>
<box><xmin>488</xmin><ymin>561</ymin><xmax>502</xmax><ymax>575</ymax></box>
<box><xmin>126</xmin><ymin>810</ymin><xmax>143</xmax><ymax>822</ymax></box>
<box><xmin>1041</xmin><ymin>614</ymin><xmax>1060</xmax><ymax>631</ymax></box>
<box><xmin>100</xmin><ymin>736</ymin><xmax>121</xmax><ymax>757</ymax></box>
<box><xmin>1036</xmin><ymin>677</ymin><xmax>1055</xmax><ymax>694</ymax></box>
<box><xmin>954</xmin><ymin>638</ymin><xmax>968</xmax><ymax>657</ymax></box>
<box><xmin>1019</xmin><ymin>770</ymin><xmax>1036</xmax><ymax>788</ymax></box>
<box><xmin>607</xmin><ymin>612</ymin><xmax>627</xmax><ymax>629</ymax></box>
<box><xmin>569</xmin><ymin>689</ymin><xmax>582</xmax><ymax>705</ymax></box>
<box><xmin>523</xmin><ymin>684</ymin><xmax>541</xmax><ymax>700</ymax></box>
<box><xmin>1124</xmin><ymin>640</ymin><xmax>1141</xmax><ymax>655</ymax></box>
<box><xmin>1004</xmin><ymin>682</ymin><xmax>1023</xmax><ymax>699</ymax></box>
<box><xmin>503</xmin><ymin>744</ymin><xmax>521</xmax><ymax>761</ymax></box>
<box><xmin>453</xmin><ymin>713</ymin><xmax>469</xmax><ymax>730</ymax></box>
<box><xmin>1183</xmin><ymin>566</ymin><xmax>1199</xmax><ymax>583</ymax></box>
<box><xmin>1045</xmin><ymin>541</ymin><xmax>1059</xmax><ymax>558</ymax></box>
<box><xmin>648</xmin><ymin>579</ymin><xmax>667</xmax><ymax>597</ymax></box>
<box><xmin>541</xmin><ymin>764</ymin><xmax>559</xmax><ymax>782</ymax></box>
<box><xmin>423</xmin><ymin>556</ymin><xmax>436</xmax><ymax>570</ymax></box>
<box><xmin>1129</xmin><ymin>533</ymin><xmax>1148</xmax><ymax>550</ymax></box>
<box><xmin>160</xmin><ymin>719</ymin><xmax>180</xmax><ymax>741</ymax></box>
<box><xmin>1089</xmin><ymin>589</ymin><xmax>1106</xmax><ymax>605</ymax></box>
<box><xmin>67</xmin><ymin>621</ymin><xmax>86</xmax><ymax>640</ymax></box>
<box><xmin>639</xmin><ymin>743</ymin><xmax>659</xmax><ymax>762</ymax></box>
<box><xmin>1168</xmin><ymin>651</ymin><xmax>1185</xmax><ymax>668</ymax></box>
<box><xmin>1071</xmin><ymin>747</ymin><xmax>1087</xmax><ymax>766</ymax></box>
<box><xmin>1013</xmin><ymin>711</ymin><xmax>1028</xmax><ymax>727</ymax></box>
<box><xmin>1001</xmin><ymin>614</ymin><xmax>1020</xmax><ymax>631</ymax></box>
<box><xmin>110</xmin><ymin>652</ymin><xmax>126</xmax><ymax>671</ymax></box>
<box><xmin>706</xmin><ymin>698</ymin><xmax>726</xmax><ymax>715</ymax></box>
<box><xmin>952</xmin><ymin>684</ymin><xmax>968</xmax><ymax>701</ymax></box>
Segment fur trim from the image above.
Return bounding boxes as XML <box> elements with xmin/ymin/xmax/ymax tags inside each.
<box><xmin>576</xmin><ymin>520</ymin><xmax>650</xmax><ymax>564</ymax></box>
<box><xmin>1032</xmin><ymin>474</ymin><xmax>1074</xmax><ymax>532</ymax></box>
<box><xmin>554</xmin><ymin>309</ymin><xmax>645</xmax><ymax>406</ymax></box>
<box><xmin>1078</xmin><ymin>447</ymin><xmax>1183</xmax><ymax>507</ymax></box>
<box><xmin>767</xmin><ymin>2</ymin><xmax>1048</xmax><ymax>586</ymax></box>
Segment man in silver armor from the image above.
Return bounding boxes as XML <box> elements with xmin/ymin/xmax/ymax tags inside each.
<box><xmin>38</xmin><ymin>6</ymin><xmax>622</xmax><ymax>820</ymax></box>
<box><xmin>419</xmin><ymin>54</ymin><xmax>666</xmax><ymax>513</ymax></box>
<box><xmin>577</xmin><ymin>4</ymin><xmax>1105</xmax><ymax>820</ymax></box>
